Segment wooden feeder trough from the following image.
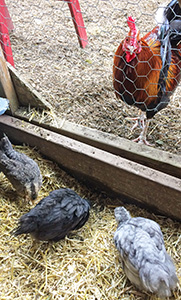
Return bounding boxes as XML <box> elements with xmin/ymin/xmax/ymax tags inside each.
<box><xmin>0</xmin><ymin>57</ymin><xmax>181</xmax><ymax>221</ymax></box>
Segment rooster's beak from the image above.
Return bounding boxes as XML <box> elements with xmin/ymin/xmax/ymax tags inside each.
<box><xmin>128</xmin><ymin>45</ymin><xmax>135</xmax><ymax>55</ymax></box>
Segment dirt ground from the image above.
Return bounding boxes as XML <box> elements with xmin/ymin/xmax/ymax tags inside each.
<box><xmin>5</xmin><ymin>0</ymin><xmax>181</xmax><ymax>155</ymax></box>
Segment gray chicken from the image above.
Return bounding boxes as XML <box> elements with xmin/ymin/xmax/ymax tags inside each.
<box><xmin>11</xmin><ymin>188</ymin><xmax>90</xmax><ymax>241</ymax></box>
<box><xmin>0</xmin><ymin>135</ymin><xmax>42</xmax><ymax>201</ymax></box>
<box><xmin>114</xmin><ymin>207</ymin><xmax>178</xmax><ymax>299</ymax></box>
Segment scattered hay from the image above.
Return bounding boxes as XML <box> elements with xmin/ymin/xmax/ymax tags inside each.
<box><xmin>0</xmin><ymin>145</ymin><xmax>181</xmax><ymax>299</ymax></box>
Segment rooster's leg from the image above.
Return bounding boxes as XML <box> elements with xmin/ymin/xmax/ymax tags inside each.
<box><xmin>131</xmin><ymin>112</ymin><xmax>146</xmax><ymax>132</ymax></box>
<box><xmin>126</xmin><ymin>112</ymin><xmax>146</xmax><ymax>132</ymax></box>
<box><xmin>133</xmin><ymin>119</ymin><xmax>152</xmax><ymax>146</ymax></box>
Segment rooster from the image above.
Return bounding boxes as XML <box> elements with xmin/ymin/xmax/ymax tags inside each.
<box><xmin>113</xmin><ymin>0</ymin><xmax>181</xmax><ymax>144</ymax></box>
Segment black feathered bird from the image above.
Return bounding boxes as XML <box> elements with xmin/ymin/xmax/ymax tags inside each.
<box><xmin>11</xmin><ymin>188</ymin><xmax>90</xmax><ymax>241</ymax></box>
<box><xmin>0</xmin><ymin>135</ymin><xmax>42</xmax><ymax>201</ymax></box>
<box><xmin>114</xmin><ymin>207</ymin><xmax>178</xmax><ymax>299</ymax></box>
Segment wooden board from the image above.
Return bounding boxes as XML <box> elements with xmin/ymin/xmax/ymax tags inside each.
<box><xmin>7</xmin><ymin>63</ymin><xmax>51</xmax><ymax>110</ymax></box>
<box><xmin>0</xmin><ymin>114</ymin><xmax>181</xmax><ymax>220</ymax></box>
<box><xmin>0</xmin><ymin>46</ymin><xmax>18</xmax><ymax>114</ymax></box>
<box><xmin>15</xmin><ymin>109</ymin><xmax>181</xmax><ymax>179</ymax></box>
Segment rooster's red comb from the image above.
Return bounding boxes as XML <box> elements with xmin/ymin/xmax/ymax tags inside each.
<box><xmin>127</xmin><ymin>16</ymin><xmax>137</xmax><ymax>37</ymax></box>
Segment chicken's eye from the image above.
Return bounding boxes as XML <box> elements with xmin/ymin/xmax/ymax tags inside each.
<box><xmin>126</xmin><ymin>38</ymin><xmax>129</xmax><ymax>42</ymax></box>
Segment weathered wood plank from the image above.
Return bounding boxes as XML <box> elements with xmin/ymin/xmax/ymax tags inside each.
<box><xmin>7</xmin><ymin>63</ymin><xmax>51</xmax><ymax>110</ymax></box>
<box><xmin>14</xmin><ymin>110</ymin><xmax>181</xmax><ymax>179</ymax></box>
<box><xmin>0</xmin><ymin>114</ymin><xmax>180</xmax><ymax>220</ymax></box>
<box><xmin>0</xmin><ymin>46</ymin><xmax>18</xmax><ymax>114</ymax></box>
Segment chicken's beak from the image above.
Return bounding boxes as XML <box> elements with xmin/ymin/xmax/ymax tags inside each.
<box><xmin>128</xmin><ymin>45</ymin><xmax>135</xmax><ymax>55</ymax></box>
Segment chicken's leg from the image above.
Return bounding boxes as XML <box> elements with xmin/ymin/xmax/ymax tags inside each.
<box><xmin>133</xmin><ymin>119</ymin><xmax>152</xmax><ymax>145</ymax></box>
<box><xmin>126</xmin><ymin>111</ymin><xmax>146</xmax><ymax>132</ymax></box>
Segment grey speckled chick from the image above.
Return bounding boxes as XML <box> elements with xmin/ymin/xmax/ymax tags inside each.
<box><xmin>114</xmin><ymin>207</ymin><xmax>178</xmax><ymax>299</ymax></box>
<box><xmin>11</xmin><ymin>188</ymin><xmax>90</xmax><ymax>241</ymax></box>
<box><xmin>0</xmin><ymin>135</ymin><xmax>42</xmax><ymax>201</ymax></box>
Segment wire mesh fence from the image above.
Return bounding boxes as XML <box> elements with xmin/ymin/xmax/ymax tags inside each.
<box><xmin>4</xmin><ymin>0</ymin><xmax>181</xmax><ymax>154</ymax></box>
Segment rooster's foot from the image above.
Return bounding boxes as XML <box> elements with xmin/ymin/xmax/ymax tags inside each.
<box><xmin>132</xmin><ymin>136</ymin><xmax>153</xmax><ymax>146</ymax></box>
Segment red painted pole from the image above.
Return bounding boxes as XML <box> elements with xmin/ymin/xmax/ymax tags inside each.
<box><xmin>0</xmin><ymin>0</ymin><xmax>14</xmax><ymax>66</ymax></box>
<box><xmin>0</xmin><ymin>0</ymin><xmax>14</xmax><ymax>31</ymax></box>
<box><xmin>60</xmin><ymin>0</ymin><xmax>88</xmax><ymax>48</ymax></box>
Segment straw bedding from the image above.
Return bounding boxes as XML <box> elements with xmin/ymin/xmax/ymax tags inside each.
<box><xmin>0</xmin><ymin>146</ymin><xmax>180</xmax><ymax>299</ymax></box>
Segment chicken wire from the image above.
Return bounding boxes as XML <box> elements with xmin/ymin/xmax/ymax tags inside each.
<box><xmin>4</xmin><ymin>0</ymin><xmax>181</xmax><ymax>154</ymax></box>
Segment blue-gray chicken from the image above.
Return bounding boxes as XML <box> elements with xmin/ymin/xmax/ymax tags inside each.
<box><xmin>12</xmin><ymin>188</ymin><xmax>90</xmax><ymax>241</ymax></box>
<box><xmin>114</xmin><ymin>207</ymin><xmax>178</xmax><ymax>299</ymax></box>
<box><xmin>0</xmin><ymin>135</ymin><xmax>42</xmax><ymax>201</ymax></box>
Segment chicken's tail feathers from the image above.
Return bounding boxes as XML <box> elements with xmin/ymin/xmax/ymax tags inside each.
<box><xmin>157</xmin><ymin>0</ymin><xmax>181</xmax><ymax>98</ymax></box>
<box><xmin>10</xmin><ymin>226</ymin><xmax>24</xmax><ymax>237</ymax></box>
<box><xmin>11</xmin><ymin>216</ymin><xmax>37</xmax><ymax>236</ymax></box>
<box><xmin>165</xmin><ymin>0</ymin><xmax>181</xmax><ymax>23</ymax></box>
<box><xmin>0</xmin><ymin>134</ymin><xmax>13</xmax><ymax>155</ymax></box>
<box><xmin>140</xmin><ymin>260</ymin><xmax>178</xmax><ymax>298</ymax></box>
<box><xmin>156</xmin><ymin>278</ymin><xmax>177</xmax><ymax>298</ymax></box>
<box><xmin>165</xmin><ymin>0</ymin><xmax>181</xmax><ymax>45</ymax></box>
<box><xmin>164</xmin><ymin>252</ymin><xmax>180</xmax><ymax>287</ymax></box>
<box><xmin>11</xmin><ymin>225</ymin><xmax>33</xmax><ymax>236</ymax></box>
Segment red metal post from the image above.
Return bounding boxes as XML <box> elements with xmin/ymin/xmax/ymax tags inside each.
<box><xmin>0</xmin><ymin>0</ymin><xmax>13</xmax><ymax>31</ymax></box>
<box><xmin>0</xmin><ymin>0</ymin><xmax>14</xmax><ymax>66</ymax></box>
<box><xmin>60</xmin><ymin>0</ymin><xmax>88</xmax><ymax>48</ymax></box>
